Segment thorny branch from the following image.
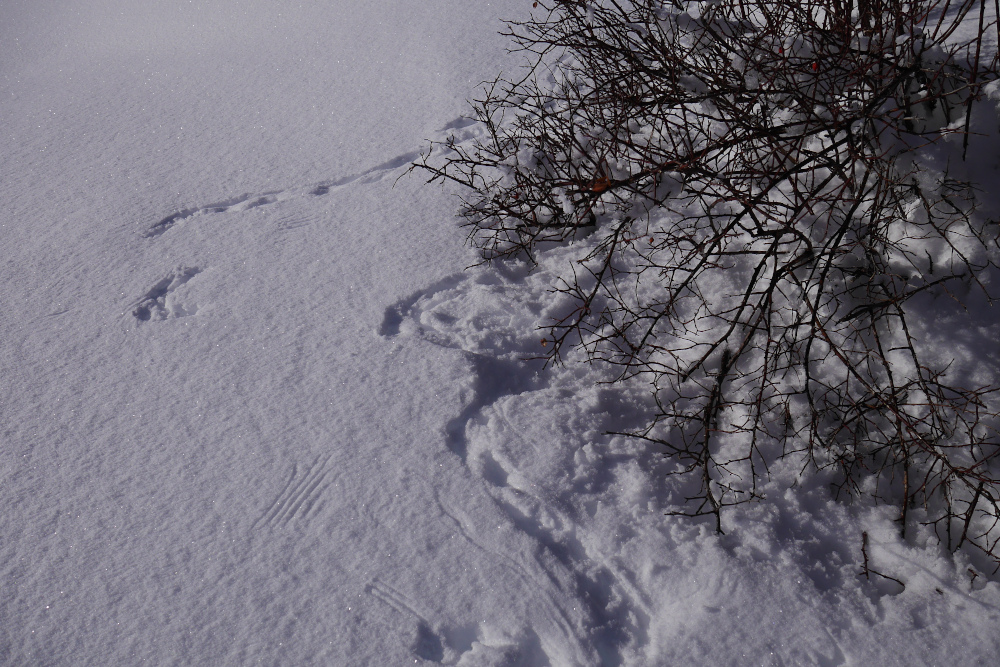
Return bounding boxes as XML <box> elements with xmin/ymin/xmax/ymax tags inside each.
<box><xmin>415</xmin><ymin>0</ymin><xmax>1000</xmax><ymax>568</ymax></box>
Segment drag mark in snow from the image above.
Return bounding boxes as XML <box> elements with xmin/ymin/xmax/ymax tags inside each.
<box><xmin>141</xmin><ymin>117</ymin><xmax>482</xmax><ymax>238</ymax></box>
<box><xmin>255</xmin><ymin>454</ymin><xmax>332</xmax><ymax>528</ymax></box>
<box><xmin>131</xmin><ymin>266</ymin><xmax>202</xmax><ymax>322</ymax></box>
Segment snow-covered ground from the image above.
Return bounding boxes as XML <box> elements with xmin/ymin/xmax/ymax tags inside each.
<box><xmin>3</xmin><ymin>1</ymin><xmax>1000</xmax><ymax>665</ymax></box>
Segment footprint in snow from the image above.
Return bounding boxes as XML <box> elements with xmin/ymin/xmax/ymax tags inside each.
<box><xmin>131</xmin><ymin>266</ymin><xmax>202</xmax><ymax>322</ymax></box>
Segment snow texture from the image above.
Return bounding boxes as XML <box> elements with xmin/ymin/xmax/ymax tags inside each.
<box><xmin>2</xmin><ymin>1</ymin><xmax>1000</xmax><ymax>665</ymax></box>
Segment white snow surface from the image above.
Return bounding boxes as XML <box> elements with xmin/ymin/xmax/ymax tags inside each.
<box><xmin>3</xmin><ymin>1</ymin><xmax>1000</xmax><ymax>665</ymax></box>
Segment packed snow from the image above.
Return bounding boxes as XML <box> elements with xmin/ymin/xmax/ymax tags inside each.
<box><xmin>3</xmin><ymin>1</ymin><xmax>1000</xmax><ymax>665</ymax></box>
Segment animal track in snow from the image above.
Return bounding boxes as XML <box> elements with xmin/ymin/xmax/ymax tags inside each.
<box><xmin>131</xmin><ymin>266</ymin><xmax>203</xmax><ymax>322</ymax></box>
<box><xmin>256</xmin><ymin>454</ymin><xmax>332</xmax><ymax>528</ymax></box>
<box><xmin>141</xmin><ymin>117</ymin><xmax>482</xmax><ymax>238</ymax></box>
<box><xmin>143</xmin><ymin>189</ymin><xmax>298</xmax><ymax>238</ymax></box>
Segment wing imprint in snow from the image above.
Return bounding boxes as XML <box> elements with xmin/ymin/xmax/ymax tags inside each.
<box><xmin>256</xmin><ymin>454</ymin><xmax>332</xmax><ymax>528</ymax></box>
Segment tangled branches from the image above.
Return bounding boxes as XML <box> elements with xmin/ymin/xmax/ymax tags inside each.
<box><xmin>416</xmin><ymin>0</ymin><xmax>1000</xmax><ymax>567</ymax></box>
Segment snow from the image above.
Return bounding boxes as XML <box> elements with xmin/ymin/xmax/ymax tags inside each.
<box><xmin>2</xmin><ymin>1</ymin><xmax>1000</xmax><ymax>665</ymax></box>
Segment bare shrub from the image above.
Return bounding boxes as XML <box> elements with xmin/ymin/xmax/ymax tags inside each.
<box><xmin>416</xmin><ymin>0</ymin><xmax>1000</xmax><ymax>567</ymax></box>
